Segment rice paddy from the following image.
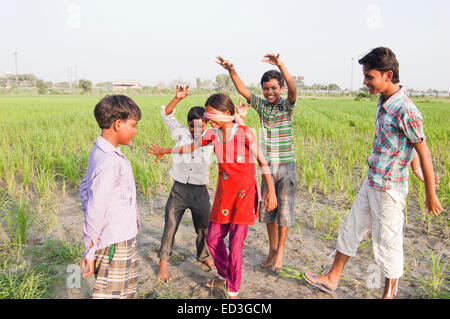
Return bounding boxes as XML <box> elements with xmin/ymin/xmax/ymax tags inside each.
<box><xmin>0</xmin><ymin>94</ymin><xmax>448</xmax><ymax>298</ymax></box>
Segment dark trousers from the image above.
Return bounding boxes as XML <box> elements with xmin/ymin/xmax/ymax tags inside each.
<box><xmin>158</xmin><ymin>181</ymin><xmax>211</xmax><ymax>262</ymax></box>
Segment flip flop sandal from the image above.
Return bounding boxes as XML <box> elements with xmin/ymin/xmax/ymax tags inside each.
<box><xmin>304</xmin><ymin>272</ymin><xmax>335</xmax><ymax>294</ymax></box>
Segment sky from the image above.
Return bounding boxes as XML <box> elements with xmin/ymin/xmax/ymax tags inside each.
<box><xmin>1</xmin><ymin>0</ymin><xmax>449</xmax><ymax>91</ymax></box>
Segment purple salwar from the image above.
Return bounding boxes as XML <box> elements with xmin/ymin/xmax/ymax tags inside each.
<box><xmin>206</xmin><ymin>222</ymin><xmax>248</xmax><ymax>294</ymax></box>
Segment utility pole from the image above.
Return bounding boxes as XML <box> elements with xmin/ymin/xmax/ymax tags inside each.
<box><xmin>350</xmin><ymin>57</ymin><xmax>355</xmax><ymax>93</ymax></box>
<box><xmin>14</xmin><ymin>52</ymin><xmax>18</xmax><ymax>86</ymax></box>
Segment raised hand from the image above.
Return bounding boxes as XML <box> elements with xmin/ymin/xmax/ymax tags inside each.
<box><xmin>216</xmin><ymin>56</ymin><xmax>234</xmax><ymax>71</ymax></box>
<box><xmin>146</xmin><ymin>143</ymin><xmax>166</xmax><ymax>163</ymax></box>
<box><xmin>236</xmin><ymin>97</ymin><xmax>250</xmax><ymax>117</ymax></box>
<box><xmin>262</xmin><ymin>53</ymin><xmax>281</xmax><ymax>66</ymax></box>
<box><xmin>175</xmin><ymin>85</ymin><xmax>190</xmax><ymax>100</ymax></box>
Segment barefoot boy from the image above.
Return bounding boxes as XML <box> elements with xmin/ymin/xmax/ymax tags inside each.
<box><xmin>157</xmin><ymin>85</ymin><xmax>215</xmax><ymax>282</ymax></box>
<box><xmin>216</xmin><ymin>53</ymin><xmax>297</xmax><ymax>273</ymax></box>
<box><xmin>80</xmin><ymin>95</ymin><xmax>141</xmax><ymax>298</ymax></box>
<box><xmin>304</xmin><ymin>47</ymin><xmax>444</xmax><ymax>299</ymax></box>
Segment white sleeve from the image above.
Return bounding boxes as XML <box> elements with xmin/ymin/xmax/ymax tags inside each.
<box><xmin>160</xmin><ymin>105</ymin><xmax>188</xmax><ymax>141</ymax></box>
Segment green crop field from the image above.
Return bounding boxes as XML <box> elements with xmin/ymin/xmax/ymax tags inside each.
<box><xmin>0</xmin><ymin>94</ymin><xmax>448</xmax><ymax>298</ymax></box>
<box><xmin>1</xmin><ymin>95</ymin><xmax>448</xmax><ymax>208</ymax></box>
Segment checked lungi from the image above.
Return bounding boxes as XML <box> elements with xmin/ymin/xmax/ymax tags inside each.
<box><xmin>92</xmin><ymin>238</ymin><xmax>138</xmax><ymax>299</ymax></box>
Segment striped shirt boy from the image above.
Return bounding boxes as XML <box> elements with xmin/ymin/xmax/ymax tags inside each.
<box><xmin>248</xmin><ymin>93</ymin><xmax>296</xmax><ymax>164</ymax></box>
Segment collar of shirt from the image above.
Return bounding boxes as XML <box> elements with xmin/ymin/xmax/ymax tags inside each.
<box><xmin>215</xmin><ymin>123</ymin><xmax>239</xmax><ymax>143</ymax></box>
<box><xmin>95</xmin><ymin>135</ymin><xmax>125</xmax><ymax>158</ymax></box>
<box><xmin>263</xmin><ymin>96</ymin><xmax>286</xmax><ymax>108</ymax></box>
<box><xmin>378</xmin><ymin>85</ymin><xmax>407</xmax><ymax>115</ymax></box>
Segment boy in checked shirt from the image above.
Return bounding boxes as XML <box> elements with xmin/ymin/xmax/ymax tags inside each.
<box><xmin>304</xmin><ymin>47</ymin><xmax>443</xmax><ymax>299</ymax></box>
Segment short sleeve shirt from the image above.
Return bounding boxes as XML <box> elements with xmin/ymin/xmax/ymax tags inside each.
<box><xmin>367</xmin><ymin>86</ymin><xmax>426</xmax><ymax>195</ymax></box>
<box><xmin>248</xmin><ymin>94</ymin><xmax>296</xmax><ymax>164</ymax></box>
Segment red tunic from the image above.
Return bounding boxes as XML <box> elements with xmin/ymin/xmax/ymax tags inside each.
<box><xmin>201</xmin><ymin>125</ymin><xmax>260</xmax><ymax>225</ymax></box>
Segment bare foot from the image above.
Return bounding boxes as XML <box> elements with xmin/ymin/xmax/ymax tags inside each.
<box><xmin>382</xmin><ymin>278</ymin><xmax>399</xmax><ymax>299</ymax></box>
<box><xmin>158</xmin><ymin>260</ymin><xmax>172</xmax><ymax>283</ymax></box>
<box><xmin>271</xmin><ymin>253</ymin><xmax>283</xmax><ymax>273</ymax></box>
<box><xmin>261</xmin><ymin>250</ymin><xmax>277</xmax><ymax>268</ymax></box>
<box><xmin>202</xmin><ymin>257</ymin><xmax>216</xmax><ymax>271</ymax></box>
<box><xmin>206</xmin><ymin>277</ymin><xmax>226</xmax><ymax>288</ymax></box>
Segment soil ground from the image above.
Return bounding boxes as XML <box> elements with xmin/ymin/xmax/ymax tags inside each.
<box><xmin>46</xmin><ymin>185</ymin><xmax>449</xmax><ymax>299</ymax></box>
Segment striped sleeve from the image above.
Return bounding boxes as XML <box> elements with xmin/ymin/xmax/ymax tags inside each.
<box><xmin>283</xmin><ymin>98</ymin><xmax>296</xmax><ymax>117</ymax></box>
<box><xmin>249</xmin><ymin>94</ymin><xmax>264</xmax><ymax>118</ymax></box>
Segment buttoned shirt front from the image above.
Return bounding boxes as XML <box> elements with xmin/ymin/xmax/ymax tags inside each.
<box><xmin>79</xmin><ymin>135</ymin><xmax>140</xmax><ymax>261</ymax></box>
<box><xmin>160</xmin><ymin>105</ymin><xmax>213</xmax><ymax>185</ymax></box>
<box><xmin>367</xmin><ymin>86</ymin><xmax>426</xmax><ymax>195</ymax></box>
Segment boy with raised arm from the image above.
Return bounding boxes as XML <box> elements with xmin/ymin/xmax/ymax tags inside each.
<box><xmin>157</xmin><ymin>85</ymin><xmax>215</xmax><ymax>282</ymax></box>
<box><xmin>216</xmin><ymin>53</ymin><xmax>298</xmax><ymax>273</ymax></box>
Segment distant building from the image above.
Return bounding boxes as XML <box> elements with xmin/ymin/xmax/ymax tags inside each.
<box><xmin>54</xmin><ymin>82</ymin><xmax>71</xmax><ymax>89</ymax></box>
<box><xmin>112</xmin><ymin>80</ymin><xmax>141</xmax><ymax>90</ymax></box>
<box><xmin>0</xmin><ymin>72</ymin><xmax>36</xmax><ymax>88</ymax></box>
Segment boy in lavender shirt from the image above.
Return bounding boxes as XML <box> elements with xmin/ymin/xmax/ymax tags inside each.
<box><xmin>80</xmin><ymin>95</ymin><xmax>141</xmax><ymax>299</ymax></box>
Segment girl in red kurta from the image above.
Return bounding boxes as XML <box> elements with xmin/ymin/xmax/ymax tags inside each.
<box><xmin>147</xmin><ymin>93</ymin><xmax>277</xmax><ymax>298</ymax></box>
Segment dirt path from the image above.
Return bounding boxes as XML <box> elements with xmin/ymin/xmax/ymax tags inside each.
<box><xmin>53</xmin><ymin>187</ymin><xmax>448</xmax><ymax>299</ymax></box>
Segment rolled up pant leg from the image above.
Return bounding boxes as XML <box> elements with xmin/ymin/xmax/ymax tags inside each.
<box><xmin>336</xmin><ymin>178</ymin><xmax>406</xmax><ymax>279</ymax></box>
<box><xmin>368</xmin><ymin>188</ymin><xmax>405</xmax><ymax>279</ymax></box>
<box><xmin>336</xmin><ymin>179</ymin><xmax>372</xmax><ymax>257</ymax></box>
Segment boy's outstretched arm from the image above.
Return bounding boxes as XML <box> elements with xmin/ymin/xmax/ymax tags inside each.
<box><xmin>164</xmin><ymin>85</ymin><xmax>190</xmax><ymax>115</ymax></box>
<box><xmin>413</xmin><ymin>141</ymin><xmax>443</xmax><ymax>216</ymax></box>
<box><xmin>216</xmin><ymin>56</ymin><xmax>252</xmax><ymax>102</ymax></box>
<box><xmin>263</xmin><ymin>53</ymin><xmax>297</xmax><ymax>104</ymax></box>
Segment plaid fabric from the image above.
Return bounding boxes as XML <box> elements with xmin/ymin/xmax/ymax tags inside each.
<box><xmin>248</xmin><ymin>94</ymin><xmax>296</xmax><ymax>164</ymax></box>
<box><xmin>92</xmin><ymin>238</ymin><xmax>138</xmax><ymax>299</ymax></box>
<box><xmin>367</xmin><ymin>86</ymin><xmax>426</xmax><ymax>195</ymax></box>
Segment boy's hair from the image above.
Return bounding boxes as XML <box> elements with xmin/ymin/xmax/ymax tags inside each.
<box><xmin>187</xmin><ymin>106</ymin><xmax>206</xmax><ymax>123</ymax></box>
<box><xmin>260</xmin><ymin>70</ymin><xmax>285</xmax><ymax>88</ymax></box>
<box><xmin>358</xmin><ymin>47</ymin><xmax>400</xmax><ymax>84</ymax></box>
<box><xmin>205</xmin><ymin>93</ymin><xmax>235</xmax><ymax>115</ymax></box>
<box><xmin>94</xmin><ymin>95</ymin><xmax>142</xmax><ymax>129</ymax></box>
